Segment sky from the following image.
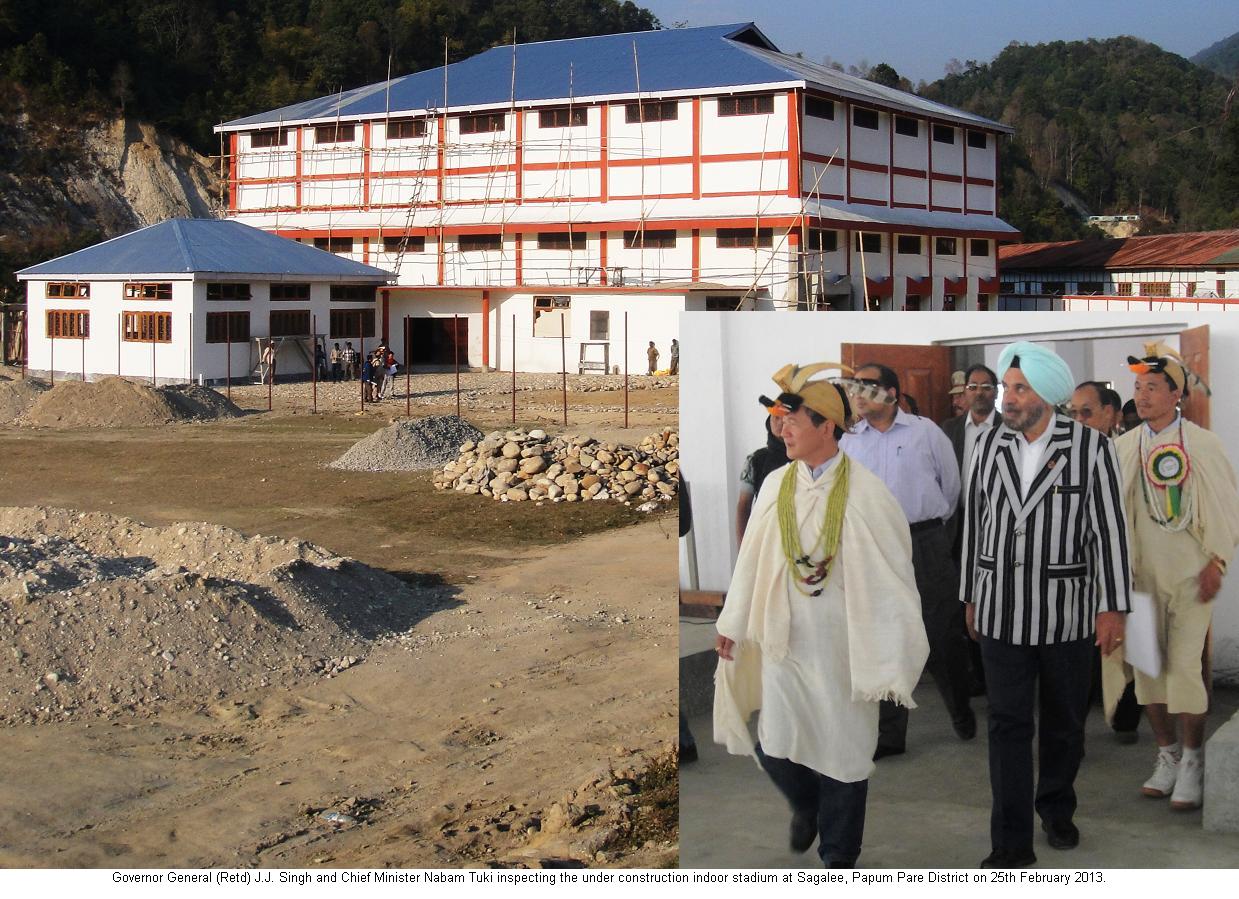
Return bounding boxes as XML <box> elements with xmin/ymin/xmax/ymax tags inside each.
<box><xmin>639</xmin><ymin>0</ymin><xmax>1239</xmax><ymax>85</ymax></box>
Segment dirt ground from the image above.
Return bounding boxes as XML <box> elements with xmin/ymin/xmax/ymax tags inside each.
<box><xmin>0</xmin><ymin>382</ymin><xmax>680</xmax><ymax>868</ymax></box>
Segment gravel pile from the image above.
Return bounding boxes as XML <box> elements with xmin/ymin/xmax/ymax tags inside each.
<box><xmin>433</xmin><ymin>428</ymin><xmax>679</xmax><ymax>504</ymax></box>
<box><xmin>19</xmin><ymin>378</ymin><xmax>243</xmax><ymax>428</ymax></box>
<box><xmin>330</xmin><ymin>415</ymin><xmax>485</xmax><ymax>472</ymax></box>
<box><xmin>0</xmin><ymin>378</ymin><xmax>49</xmax><ymax>423</ymax></box>
<box><xmin>0</xmin><ymin>507</ymin><xmax>438</xmax><ymax>726</ymax></box>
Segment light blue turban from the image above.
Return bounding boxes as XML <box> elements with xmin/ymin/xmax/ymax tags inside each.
<box><xmin>996</xmin><ymin>341</ymin><xmax>1074</xmax><ymax>406</ymax></box>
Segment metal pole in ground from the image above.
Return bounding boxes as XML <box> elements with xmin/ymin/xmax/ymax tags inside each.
<box><xmin>117</xmin><ymin>313</ymin><xmax>121</xmax><ymax>378</ymax></box>
<box><xmin>22</xmin><ymin>307</ymin><xmax>28</xmax><ymax>380</ymax></box>
<box><xmin>151</xmin><ymin>326</ymin><xmax>155</xmax><ymax>386</ymax></box>
<box><xmin>80</xmin><ymin>327</ymin><xmax>85</xmax><ymax>382</ymax></box>
<box><xmin>511</xmin><ymin>314</ymin><xmax>516</xmax><ymax>425</ymax></box>
<box><xmin>560</xmin><ymin>313</ymin><xmax>567</xmax><ymax>427</ymax></box>
<box><xmin>359</xmin><ymin>314</ymin><xmax>365</xmax><ymax>412</ymax></box>
<box><xmin>311</xmin><ymin>315</ymin><xmax>318</xmax><ymax>415</ymax></box>
<box><xmin>225</xmin><ymin>313</ymin><xmax>232</xmax><ymax>402</ymax></box>
<box><xmin>454</xmin><ymin>313</ymin><xmax>460</xmax><ymax>419</ymax></box>
<box><xmin>624</xmin><ymin>310</ymin><xmax>629</xmax><ymax>429</ymax></box>
<box><xmin>50</xmin><ymin>334</ymin><xmax>54</xmax><ymax>386</ymax></box>
<box><xmin>405</xmin><ymin>316</ymin><xmax>411</xmax><ymax>418</ymax></box>
<box><xmin>266</xmin><ymin>341</ymin><xmax>272</xmax><ymax>412</ymax></box>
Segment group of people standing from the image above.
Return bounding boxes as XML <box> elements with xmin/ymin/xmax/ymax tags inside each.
<box><xmin>324</xmin><ymin>341</ymin><xmax>399</xmax><ymax>399</ymax></box>
<box><xmin>714</xmin><ymin>340</ymin><xmax>1239</xmax><ymax>869</ymax></box>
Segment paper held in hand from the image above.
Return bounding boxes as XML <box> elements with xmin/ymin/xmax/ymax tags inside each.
<box><xmin>1124</xmin><ymin>590</ymin><xmax>1162</xmax><ymax>678</ymax></box>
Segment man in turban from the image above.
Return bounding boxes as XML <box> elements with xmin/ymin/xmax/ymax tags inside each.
<box><xmin>960</xmin><ymin>341</ymin><xmax>1130</xmax><ymax>868</ymax></box>
<box><xmin>1106</xmin><ymin>343</ymin><xmax>1239</xmax><ymax>811</ymax></box>
<box><xmin>713</xmin><ymin>363</ymin><xmax>929</xmax><ymax>868</ymax></box>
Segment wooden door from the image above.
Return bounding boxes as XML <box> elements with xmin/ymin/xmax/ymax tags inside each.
<box><xmin>841</xmin><ymin>342</ymin><xmax>955</xmax><ymax>423</ymax></box>
<box><xmin>1178</xmin><ymin>324</ymin><xmax>1209</xmax><ymax>429</ymax></box>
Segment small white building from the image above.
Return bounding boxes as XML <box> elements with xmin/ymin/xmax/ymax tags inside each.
<box><xmin>17</xmin><ymin>219</ymin><xmax>393</xmax><ymax>384</ymax></box>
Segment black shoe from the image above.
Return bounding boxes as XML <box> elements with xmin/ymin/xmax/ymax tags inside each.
<box><xmin>678</xmin><ymin>743</ymin><xmax>698</xmax><ymax>764</ymax></box>
<box><xmin>952</xmin><ymin>707</ymin><xmax>977</xmax><ymax>740</ymax></box>
<box><xmin>873</xmin><ymin>744</ymin><xmax>906</xmax><ymax>761</ymax></box>
<box><xmin>1041</xmin><ymin>819</ymin><xmax>1080</xmax><ymax>850</ymax></box>
<box><xmin>981</xmin><ymin>847</ymin><xmax>1037</xmax><ymax>868</ymax></box>
<box><xmin>790</xmin><ymin>809</ymin><xmax>817</xmax><ymax>854</ymax></box>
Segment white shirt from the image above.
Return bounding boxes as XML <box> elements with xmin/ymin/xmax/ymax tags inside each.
<box><xmin>963</xmin><ymin>411</ymin><xmax>997</xmax><ymax>474</ymax></box>
<box><xmin>1015</xmin><ymin>420</ymin><xmax>1055</xmax><ymax>497</ymax></box>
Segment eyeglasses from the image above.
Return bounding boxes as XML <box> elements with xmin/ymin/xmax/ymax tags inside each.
<box><xmin>965</xmin><ymin>383</ymin><xmax>996</xmax><ymax>393</ymax></box>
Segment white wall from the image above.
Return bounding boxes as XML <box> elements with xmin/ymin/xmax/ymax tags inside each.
<box><xmin>679</xmin><ymin>311</ymin><xmax>1239</xmax><ymax>681</ymax></box>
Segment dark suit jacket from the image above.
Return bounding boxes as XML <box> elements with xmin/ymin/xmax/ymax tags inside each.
<box><xmin>941</xmin><ymin>409</ymin><xmax>1002</xmax><ymax>477</ymax></box>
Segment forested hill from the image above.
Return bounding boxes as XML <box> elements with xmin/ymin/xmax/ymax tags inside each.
<box><xmin>1193</xmin><ymin>31</ymin><xmax>1239</xmax><ymax>78</ymax></box>
<box><xmin>918</xmin><ymin>37</ymin><xmax>1239</xmax><ymax>241</ymax></box>
<box><xmin>0</xmin><ymin>0</ymin><xmax>659</xmax><ymax>154</ymax></box>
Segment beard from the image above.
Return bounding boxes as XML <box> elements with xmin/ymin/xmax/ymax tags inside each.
<box><xmin>1003</xmin><ymin>402</ymin><xmax>1045</xmax><ymax>433</ymax></box>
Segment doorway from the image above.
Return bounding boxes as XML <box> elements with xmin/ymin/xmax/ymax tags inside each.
<box><xmin>408</xmin><ymin>317</ymin><xmax>468</xmax><ymax>366</ymax></box>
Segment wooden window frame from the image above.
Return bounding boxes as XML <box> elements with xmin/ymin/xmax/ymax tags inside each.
<box><xmin>538</xmin><ymin>107</ymin><xmax>587</xmax><ymax>129</ymax></box>
<box><xmin>589</xmin><ymin>310</ymin><xmax>609</xmax><ymax>340</ymax></box>
<box><xmin>1076</xmin><ymin>282</ymin><xmax>1105</xmax><ymax>295</ymax></box>
<box><xmin>458</xmin><ymin>234</ymin><xmax>502</xmax><ymax>252</ymax></box>
<box><xmin>250</xmin><ymin>128</ymin><xmax>287</xmax><ymax>148</ymax></box>
<box><xmin>123</xmin><ymin>311</ymin><xmax>172</xmax><ymax>343</ymax></box>
<box><xmin>894</xmin><ymin>116</ymin><xmax>919</xmax><ymax>138</ymax></box>
<box><xmin>270</xmin><ymin>309</ymin><xmax>311</xmax><ymax>337</ymax></box>
<box><xmin>532</xmin><ymin>295</ymin><xmax>571</xmax><ymax>338</ymax></box>
<box><xmin>382</xmin><ymin>235</ymin><xmax>426</xmax><ymax>253</ymax></box>
<box><xmin>966</xmin><ymin>130</ymin><xmax>988</xmax><ymax>149</ymax></box>
<box><xmin>270</xmin><ymin>283</ymin><xmax>312</xmax><ymax>302</ymax></box>
<box><xmin>623</xmin><ymin>229</ymin><xmax>676</xmax><ymax>249</ymax></box>
<box><xmin>458</xmin><ymin>113</ymin><xmax>506</xmax><ymax>135</ymax></box>
<box><xmin>124</xmin><ymin>282</ymin><xmax>173</xmax><ymax>301</ymax></box>
<box><xmin>935</xmin><ymin>237</ymin><xmax>959</xmax><ymax>256</ymax></box>
<box><xmin>206</xmin><ymin>282</ymin><xmax>252</xmax><ymax>301</ymax></box>
<box><xmin>46</xmin><ymin>309</ymin><xmax>89</xmax><ymax>339</ymax></box>
<box><xmin>969</xmin><ymin>239</ymin><xmax>990</xmax><ymax>257</ymax></box>
<box><xmin>315</xmin><ymin>123</ymin><xmax>356</xmax><ymax>144</ymax></box>
<box><xmin>854</xmin><ymin>233</ymin><xmax>882</xmax><ymax>254</ymax></box>
<box><xmin>536</xmin><ymin>232</ymin><xmax>587</xmax><ymax>251</ymax></box>
<box><xmin>806</xmin><ymin>229</ymin><xmax>839</xmax><ymax>253</ymax></box>
<box><xmin>896</xmin><ymin>235</ymin><xmax>923</xmax><ymax>255</ymax></box>
<box><xmin>932</xmin><ymin>124</ymin><xmax>956</xmax><ymax>144</ymax></box>
<box><xmin>852</xmin><ymin>107</ymin><xmax>880</xmax><ymax>130</ymax></box>
<box><xmin>717</xmin><ymin>95</ymin><xmax>775</xmax><ymax>117</ymax></box>
<box><xmin>1042</xmin><ymin>281</ymin><xmax>1067</xmax><ymax>296</ymax></box>
<box><xmin>314</xmin><ymin>237</ymin><xmax>353</xmax><ymax>254</ymax></box>
<box><xmin>205</xmin><ymin>311</ymin><xmax>250</xmax><ymax>344</ymax></box>
<box><xmin>386</xmin><ymin>119</ymin><xmax>426</xmax><ymax>140</ymax></box>
<box><xmin>1116</xmin><ymin>282</ymin><xmax>1133</xmax><ymax>297</ymax></box>
<box><xmin>625</xmin><ymin>101</ymin><xmax>677</xmax><ymax>124</ymax></box>
<box><xmin>46</xmin><ymin>282</ymin><xmax>90</xmax><ymax>299</ymax></box>
<box><xmin>716</xmin><ymin>228</ymin><xmax>773</xmax><ymax>249</ymax></box>
<box><xmin>329</xmin><ymin>308</ymin><xmax>376</xmax><ymax>339</ymax></box>
<box><xmin>1141</xmin><ymin>281</ymin><xmax>1172</xmax><ymax>298</ymax></box>
<box><xmin>329</xmin><ymin>285</ymin><xmax>378</xmax><ymax>303</ymax></box>
<box><xmin>805</xmin><ymin>97</ymin><xmax>834</xmax><ymax>120</ymax></box>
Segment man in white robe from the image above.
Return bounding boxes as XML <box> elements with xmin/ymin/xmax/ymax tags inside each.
<box><xmin>713</xmin><ymin>362</ymin><xmax>929</xmax><ymax>868</ymax></box>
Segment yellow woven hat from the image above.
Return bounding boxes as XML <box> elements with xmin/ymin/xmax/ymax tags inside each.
<box><xmin>766</xmin><ymin>362</ymin><xmax>854</xmax><ymax>430</ymax></box>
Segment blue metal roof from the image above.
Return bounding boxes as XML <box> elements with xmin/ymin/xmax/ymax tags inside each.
<box><xmin>17</xmin><ymin>219</ymin><xmax>393</xmax><ymax>281</ymax></box>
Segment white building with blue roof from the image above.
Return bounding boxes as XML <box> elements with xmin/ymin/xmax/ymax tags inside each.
<box><xmin>17</xmin><ymin>219</ymin><xmax>393</xmax><ymax>384</ymax></box>
<box><xmin>215</xmin><ymin>23</ymin><xmax>1017</xmax><ymax>371</ymax></box>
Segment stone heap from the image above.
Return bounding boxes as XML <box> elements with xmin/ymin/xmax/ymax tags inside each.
<box><xmin>433</xmin><ymin>429</ymin><xmax>679</xmax><ymax>504</ymax></box>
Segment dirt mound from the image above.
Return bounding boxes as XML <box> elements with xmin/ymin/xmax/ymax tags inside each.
<box><xmin>0</xmin><ymin>507</ymin><xmax>437</xmax><ymax>725</ymax></box>
<box><xmin>0</xmin><ymin>379</ymin><xmax>49</xmax><ymax>423</ymax></box>
<box><xmin>330</xmin><ymin>415</ymin><xmax>484</xmax><ymax>472</ymax></box>
<box><xmin>21</xmin><ymin>378</ymin><xmax>243</xmax><ymax>428</ymax></box>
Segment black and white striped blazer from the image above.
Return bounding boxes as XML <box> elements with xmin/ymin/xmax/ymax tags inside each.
<box><xmin>960</xmin><ymin>413</ymin><xmax>1131</xmax><ymax>645</ymax></box>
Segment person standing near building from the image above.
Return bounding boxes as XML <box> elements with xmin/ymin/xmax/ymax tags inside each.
<box><xmin>949</xmin><ymin>370</ymin><xmax>969</xmax><ymax>417</ymax></box>
<box><xmin>647</xmin><ymin>341</ymin><xmax>660</xmax><ymax>375</ymax></box>
<box><xmin>736</xmin><ymin>413</ymin><xmax>788</xmax><ymax>543</ymax></box>
<box><xmin>261</xmin><ymin>340</ymin><xmax>277</xmax><ymax>385</ymax></box>
<box><xmin>330</xmin><ymin>343</ymin><xmax>343</xmax><ymax>382</ymax></box>
<box><xmin>961</xmin><ymin>341</ymin><xmax>1130</xmax><ymax>868</ymax></box>
<box><xmin>1107</xmin><ymin>343</ymin><xmax>1239</xmax><ymax>811</ymax></box>
<box><xmin>670</xmin><ymin>339</ymin><xmax>680</xmax><ymax>375</ymax></box>
<box><xmin>714</xmin><ymin>361</ymin><xmax>928</xmax><ymax>868</ymax></box>
<box><xmin>840</xmin><ymin>363</ymin><xmax>975</xmax><ymax>756</ymax></box>
<box><xmin>342</xmin><ymin>341</ymin><xmax>358</xmax><ymax>381</ymax></box>
<box><xmin>1070</xmin><ymin>381</ymin><xmax>1122</xmax><ymax>438</ymax></box>
<box><xmin>942</xmin><ymin>364</ymin><xmax>1001</xmax><ymax>478</ymax></box>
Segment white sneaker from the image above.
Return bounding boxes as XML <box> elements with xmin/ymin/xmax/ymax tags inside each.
<box><xmin>1141</xmin><ymin>749</ymin><xmax>1180</xmax><ymax>798</ymax></box>
<box><xmin>1169</xmin><ymin>756</ymin><xmax>1203</xmax><ymax>810</ymax></box>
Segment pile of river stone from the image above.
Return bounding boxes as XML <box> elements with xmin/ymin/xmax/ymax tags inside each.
<box><xmin>433</xmin><ymin>428</ymin><xmax>678</xmax><ymax>504</ymax></box>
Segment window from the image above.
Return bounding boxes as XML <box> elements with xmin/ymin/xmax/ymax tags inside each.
<box><xmin>329</xmin><ymin>308</ymin><xmax>376</xmax><ymax>339</ymax></box>
<box><xmin>459</xmin><ymin>113</ymin><xmax>505</xmax><ymax>134</ymax></box>
<box><xmin>46</xmin><ymin>282</ymin><xmax>89</xmax><ymax>299</ymax></box>
<box><xmin>538</xmin><ymin>107</ymin><xmax>587</xmax><ymax>128</ymax></box>
<box><xmin>1141</xmin><ymin>281</ymin><xmax>1172</xmax><ymax>297</ymax></box>
<box><xmin>1076</xmin><ymin>282</ymin><xmax>1104</xmax><ymax>295</ymax></box>
<box><xmin>854</xmin><ymin>233</ymin><xmax>882</xmax><ymax>253</ymax></box>
<box><xmin>123</xmin><ymin>311</ymin><xmax>172</xmax><ymax>343</ymax></box>
<box><xmin>717</xmin><ymin>95</ymin><xmax>774</xmax><ymax>117</ymax></box>
<box><xmin>205</xmin><ymin>311</ymin><xmax>250</xmax><ymax>344</ymax></box>
<box><xmin>382</xmin><ymin>235</ymin><xmax>425</xmax><ymax>253</ymax></box>
<box><xmin>1042</xmin><ymin>282</ymin><xmax>1066</xmax><ymax>296</ymax></box>
<box><xmin>705</xmin><ymin>296</ymin><xmax>742</xmax><ymax>311</ymax></box>
<box><xmin>932</xmin><ymin>124</ymin><xmax>955</xmax><ymax>144</ymax></box>
<box><xmin>329</xmin><ymin>285</ymin><xmax>377</xmax><ymax>302</ymax></box>
<box><xmin>935</xmin><ymin>237</ymin><xmax>958</xmax><ymax>256</ymax></box>
<box><xmin>46</xmin><ymin>310</ymin><xmax>89</xmax><ymax>338</ymax></box>
<box><xmin>250</xmin><ymin>128</ymin><xmax>286</xmax><ymax>148</ymax></box>
<box><xmin>717</xmin><ymin>228</ymin><xmax>773</xmax><ymax>249</ymax></box>
<box><xmin>270</xmin><ymin>310</ymin><xmax>310</xmax><ymax>336</ymax></box>
<box><xmin>853</xmin><ymin>108</ymin><xmax>879</xmax><ymax>130</ymax></box>
<box><xmin>315</xmin><ymin>123</ymin><xmax>355</xmax><ymax>143</ymax></box>
<box><xmin>125</xmin><ymin>282</ymin><xmax>173</xmax><ymax>300</ymax></box>
<box><xmin>623</xmin><ymin>229</ymin><xmax>676</xmax><ymax>249</ymax></box>
<box><xmin>537</xmin><ymin>232</ymin><xmax>586</xmax><ymax>251</ymax></box>
<box><xmin>458</xmin><ymin>234</ymin><xmax>502</xmax><ymax>252</ymax></box>
<box><xmin>386</xmin><ymin>119</ymin><xmax>426</xmax><ymax>140</ymax></box>
<box><xmin>1116</xmin><ymin>282</ymin><xmax>1133</xmax><ymax>297</ymax></box>
<box><xmin>896</xmin><ymin>235</ymin><xmax>922</xmax><ymax>255</ymax></box>
<box><xmin>895</xmin><ymin>116</ymin><xmax>919</xmax><ymax>138</ymax></box>
<box><xmin>589</xmin><ymin>310</ymin><xmax>609</xmax><ymax>340</ymax></box>
<box><xmin>805</xmin><ymin>97</ymin><xmax>834</xmax><ymax>120</ymax></box>
<box><xmin>1000</xmin><ymin>281</ymin><xmax>1015</xmax><ymax>293</ymax></box>
<box><xmin>806</xmin><ymin>229</ymin><xmax>839</xmax><ymax>253</ymax></box>
<box><xmin>533</xmin><ymin>296</ymin><xmax>571</xmax><ymax>338</ymax></box>
<box><xmin>270</xmin><ymin>283</ymin><xmax>311</xmax><ymax>302</ymax></box>
<box><xmin>1186</xmin><ymin>282</ymin><xmax>1197</xmax><ymax>297</ymax></box>
<box><xmin>625</xmin><ymin>101</ymin><xmax>677</xmax><ymax>123</ymax></box>
<box><xmin>206</xmin><ymin>283</ymin><xmax>252</xmax><ymax>301</ymax></box>
<box><xmin>969</xmin><ymin>239</ymin><xmax>990</xmax><ymax>257</ymax></box>
<box><xmin>314</xmin><ymin>237</ymin><xmax>353</xmax><ymax>254</ymax></box>
<box><xmin>966</xmin><ymin>130</ymin><xmax>987</xmax><ymax>149</ymax></box>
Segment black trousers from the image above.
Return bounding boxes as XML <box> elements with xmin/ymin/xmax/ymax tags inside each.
<box><xmin>756</xmin><ymin>744</ymin><xmax>868</xmax><ymax>867</ymax></box>
<box><xmin>878</xmin><ymin>521</ymin><xmax>972</xmax><ymax>749</ymax></box>
<box><xmin>979</xmin><ymin>635</ymin><xmax>1093</xmax><ymax>853</ymax></box>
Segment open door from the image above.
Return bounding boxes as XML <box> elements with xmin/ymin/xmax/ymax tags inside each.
<box><xmin>841</xmin><ymin>342</ymin><xmax>955</xmax><ymax>423</ymax></box>
<box><xmin>1178</xmin><ymin>324</ymin><xmax>1209</xmax><ymax>429</ymax></box>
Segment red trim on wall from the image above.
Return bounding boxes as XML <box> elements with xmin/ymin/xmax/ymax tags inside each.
<box><xmin>692</xmin><ymin>98</ymin><xmax>702</xmax><ymax>200</ymax></box>
<box><xmin>362</xmin><ymin>121</ymin><xmax>372</xmax><ymax>208</ymax></box>
<box><xmin>930</xmin><ymin>171</ymin><xmax>963</xmax><ymax>184</ymax></box>
<box><xmin>437</xmin><ymin>110</ymin><xmax>447</xmax><ymax>209</ymax></box>
<box><xmin>926</xmin><ymin>129</ymin><xmax>933</xmax><ymax>210</ymax></box>
<box><xmin>515</xmin><ymin>111</ymin><xmax>524</xmax><ymax>203</ymax></box>
<box><xmin>849</xmin><ymin>196</ymin><xmax>887</xmax><ymax>207</ymax></box>
<box><xmin>929</xmin><ymin>204</ymin><xmax>964</xmax><ymax>213</ymax></box>
<box><xmin>600</xmin><ymin>103</ymin><xmax>609</xmax><ymax>203</ymax></box>
<box><xmin>295</xmin><ymin>129</ymin><xmax>303</xmax><ymax>209</ymax></box>
<box><xmin>362</xmin><ymin>236</ymin><xmax>370</xmax><ymax>265</ymax></box>
<box><xmin>845</xmin><ymin>107</ymin><xmax>852</xmax><ymax>204</ymax></box>
<box><xmin>481</xmin><ymin>288</ymin><xmax>490</xmax><ymax>368</ymax></box>
<box><xmin>787</xmin><ymin>91</ymin><xmax>801</xmax><ymax>199</ymax></box>
<box><xmin>962</xmin><ymin>131</ymin><xmax>968</xmax><ymax>219</ymax></box>
<box><xmin>892</xmin><ymin>165</ymin><xmax>927</xmax><ymax>178</ymax></box>
<box><xmin>229</xmin><ymin>134</ymin><xmax>238</xmax><ymax>212</ymax></box>
<box><xmin>691</xmin><ymin>228</ymin><xmax>701</xmax><ymax>281</ymax></box>
<box><xmin>965</xmin><ymin>207</ymin><xmax>995</xmax><ymax>215</ymax></box>
<box><xmin>888</xmin><ymin>117</ymin><xmax>894</xmax><ymax>207</ymax></box>
<box><xmin>802</xmin><ymin>152</ymin><xmax>846</xmax><ymax>166</ymax></box>
<box><xmin>514</xmin><ymin>234</ymin><xmax>524</xmax><ymax>285</ymax></box>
